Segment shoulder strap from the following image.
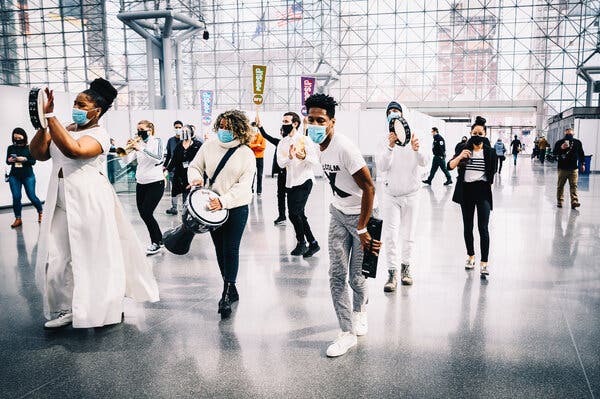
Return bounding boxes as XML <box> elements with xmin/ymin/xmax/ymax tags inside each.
<box><xmin>209</xmin><ymin>145</ymin><xmax>240</xmax><ymax>187</ymax></box>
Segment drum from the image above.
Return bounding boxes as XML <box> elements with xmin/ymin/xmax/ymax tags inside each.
<box><xmin>389</xmin><ymin>115</ymin><xmax>411</xmax><ymax>146</ymax></box>
<box><xmin>163</xmin><ymin>188</ymin><xmax>229</xmax><ymax>255</ymax></box>
<box><xmin>28</xmin><ymin>88</ymin><xmax>48</xmax><ymax>130</ymax></box>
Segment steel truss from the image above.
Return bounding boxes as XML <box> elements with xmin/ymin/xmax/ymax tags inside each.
<box><xmin>1</xmin><ymin>0</ymin><xmax>598</xmax><ymax>126</ymax></box>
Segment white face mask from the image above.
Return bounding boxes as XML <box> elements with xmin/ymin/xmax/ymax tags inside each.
<box><xmin>174</xmin><ymin>128</ymin><xmax>182</xmax><ymax>136</ymax></box>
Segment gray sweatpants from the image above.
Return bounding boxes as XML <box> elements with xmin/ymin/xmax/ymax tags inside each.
<box><xmin>328</xmin><ymin>204</ymin><xmax>368</xmax><ymax>333</ymax></box>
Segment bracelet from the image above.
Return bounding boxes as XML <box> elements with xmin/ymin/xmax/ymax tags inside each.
<box><xmin>357</xmin><ymin>227</ymin><xmax>368</xmax><ymax>235</ymax></box>
<box><xmin>45</xmin><ymin>113</ymin><xmax>55</xmax><ymax>119</ymax></box>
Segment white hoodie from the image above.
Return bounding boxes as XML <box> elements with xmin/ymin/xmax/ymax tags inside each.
<box><xmin>376</xmin><ymin>137</ymin><xmax>430</xmax><ymax>197</ymax></box>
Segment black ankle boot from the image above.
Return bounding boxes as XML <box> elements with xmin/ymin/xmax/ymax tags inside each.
<box><xmin>218</xmin><ymin>282</ymin><xmax>236</xmax><ymax>318</ymax></box>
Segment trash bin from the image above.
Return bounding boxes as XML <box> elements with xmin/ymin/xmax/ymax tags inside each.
<box><xmin>580</xmin><ymin>154</ymin><xmax>592</xmax><ymax>174</ymax></box>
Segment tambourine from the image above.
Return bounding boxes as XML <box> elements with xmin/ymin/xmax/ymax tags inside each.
<box><xmin>389</xmin><ymin>115</ymin><xmax>411</xmax><ymax>146</ymax></box>
<box><xmin>28</xmin><ymin>87</ymin><xmax>47</xmax><ymax>130</ymax></box>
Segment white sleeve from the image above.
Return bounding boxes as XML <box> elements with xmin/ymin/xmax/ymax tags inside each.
<box><xmin>83</xmin><ymin>127</ymin><xmax>110</xmax><ymax>155</ymax></box>
<box><xmin>187</xmin><ymin>145</ymin><xmax>206</xmax><ymax>182</ymax></box>
<box><xmin>276</xmin><ymin>139</ymin><xmax>291</xmax><ymax>169</ymax></box>
<box><xmin>219</xmin><ymin>150</ymin><xmax>256</xmax><ymax>209</ymax></box>
<box><xmin>341</xmin><ymin>140</ymin><xmax>366</xmax><ymax>175</ymax></box>
<box><xmin>376</xmin><ymin>140</ymin><xmax>393</xmax><ymax>172</ymax></box>
<box><xmin>302</xmin><ymin>139</ymin><xmax>320</xmax><ymax>167</ymax></box>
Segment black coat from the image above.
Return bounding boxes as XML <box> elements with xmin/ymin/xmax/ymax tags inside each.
<box><xmin>259</xmin><ymin>126</ymin><xmax>283</xmax><ymax>176</ymax></box>
<box><xmin>448</xmin><ymin>143</ymin><xmax>498</xmax><ymax>210</ymax></box>
<box><xmin>167</xmin><ymin>139</ymin><xmax>202</xmax><ymax>196</ymax></box>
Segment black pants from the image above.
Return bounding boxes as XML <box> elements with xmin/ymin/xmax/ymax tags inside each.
<box><xmin>427</xmin><ymin>155</ymin><xmax>452</xmax><ymax>183</ymax></box>
<box><xmin>460</xmin><ymin>181</ymin><xmax>491</xmax><ymax>262</ymax></box>
<box><xmin>277</xmin><ymin>170</ymin><xmax>287</xmax><ymax>219</ymax></box>
<box><xmin>210</xmin><ymin>205</ymin><xmax>249</xmax><ymax>283</ymax></box>
<box><xmin>252</xmin><ymin>158</ymin><xmax>264</xmax><ymax>194</ymax></box>
<box><xmin>497</xmin><ymin>156</ymin><xmax>505</xmax><ymax>173</ymax></box>
<box><xmin>136</xmin><ymin>180</ymin><xmax>164</xmax><ymax>245</ymax></box>
<box><xmin>287</xmin><ymin>179</ymin><xmax>316</xmax><ymax>244</ymax></box>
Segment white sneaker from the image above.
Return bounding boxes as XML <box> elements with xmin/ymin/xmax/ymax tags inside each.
<box><xmin>326</xmin><ymin>331</ymin><xmax>357</xmax><ymax>357</ymax></box>
<box><xmin>44</xmin><ymin>310</ymin><xmax>73</xmax><ymax>329</ymax></box>
<box><xmin>480</xmin><ymin>263</ymin><xmax>489</xmax><ymax>276</ymax></box>
<box><xmin>353</xmin><ymin>311</ymin><xmax>368</xmax><ymax>336</ymax></box>
<box><xmin>465</xmin><ymin>258</ymin><xmax>475</xmax><ymax>270</ymax></box>
<box><xmin>146</xmin><ymin>243</ymin><xmax>161</xmax><ymax>255</ymax></box>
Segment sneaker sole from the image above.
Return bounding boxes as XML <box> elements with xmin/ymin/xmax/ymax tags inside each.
<box><xmin>383</xmin><ymin>286</ymin><xmax>397</xmax><ymax>292</ymax></box>
<box><xmin>146</xmin><ymin>250</ymin><xmax>161</xmax><ymax>256</ymax></box>
<box><xmin>326</xmin><ymin>344</ymin><xmax>356</xmax><ymax>357</ymax></box>
<box><xmin>401</xmin><ymin>280</ymin><xmax>413</xmax><ymax>286</ymax></box>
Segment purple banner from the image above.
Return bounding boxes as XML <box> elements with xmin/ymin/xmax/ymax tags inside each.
<box><xmin>300</xmin><ymin>76</ymin><xmax>316</xmax><ymax>116</ymax></box>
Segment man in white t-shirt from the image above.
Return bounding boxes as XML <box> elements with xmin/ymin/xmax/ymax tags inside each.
<box><xmin>305</xmin><ymin>93</ymin><xmax>381</xmax><ymax>358</ymax></box>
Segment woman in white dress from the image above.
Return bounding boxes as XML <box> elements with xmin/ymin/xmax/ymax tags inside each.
<box><xmin>29</xmin><ymin>79</ymin><xmax>160</xmax><ymax>329</ymax></box>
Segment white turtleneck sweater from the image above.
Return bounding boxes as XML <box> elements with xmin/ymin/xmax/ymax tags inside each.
<box><xmin>376</xmin><ymin>137</ymin><xmax>430</xmax><ymax>197</ymax></box>
<box><xmin>187</xmin><ymin>138</ymin><xmax>256</xmax><ymax>209</ymax></box>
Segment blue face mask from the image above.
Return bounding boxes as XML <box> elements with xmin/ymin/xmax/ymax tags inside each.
<box><xmin>387</xmin><ymin>112</ymin><xmax>401</xmax><ymax>123</ymax></box>
<box><xmin>217</xmin><ymin>129</ymin><xmax>234</xmax><ymax>143</ymax></box>
<box><xmin>307</xmin><ymin>125</ymin><xmax>327</xmax><ymax>144</ymax></box>
<box><xmin>72</xmin><ymin>108</ymin><xmax>90</xmax><ymax>126</ymax></box>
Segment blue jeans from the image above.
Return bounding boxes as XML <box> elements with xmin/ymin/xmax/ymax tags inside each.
<box><xmin>8</xmin><ymin>175</ymin><xmax>43</xmax><ymax>218</ymax></box>
<box><xmin>209</xmin><ymin>205</ymin><xmax>249</xmax><ymax>283</ymax></box>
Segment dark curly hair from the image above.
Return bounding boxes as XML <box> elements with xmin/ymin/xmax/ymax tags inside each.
<box><xmin>83</xmin><ymin>78</ymin><xmax>117</xmax><ymax>117</ymax></box>
<box><xmin>213</xmin><ymin>110</ymin><xmax>252</xmax><ymax>145</ymax></box>
<box><xmin>305</xmin><ymin>93</ymin><xmax>338</xmax><ymax>119</ymax></box>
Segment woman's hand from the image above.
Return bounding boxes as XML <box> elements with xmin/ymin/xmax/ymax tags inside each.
<box><xmin>207</xmin><ymin>197</ymin><xmax>223</xmax><ymax>211</ymax></box>
<box><xmin>15</xmin><ymin>156</ymin><xmax>27</xmax><ymax>162</ymax></box>
<box><xmin>7</xmin><ymin>156</ymin><xmax>16</xmax><ymax>163</ymax></box>
<box><xmin>359</xmin><ymin>231</ymin><xmax>381</xmax><ymax>256</ymax></box>
<box><xmin>43</xmin><ymin>88</ymin><xmax>54</xmax><ymax>114</ymax></box>
<box><xmin>459</xmin><ymin>149</ymin><xmax>472</xmax><ymax>160</ymax></box>
<box><xmin>187</xmin><ymin>179</ymin><xmax>204</xmax><ymax>189</ymax></box>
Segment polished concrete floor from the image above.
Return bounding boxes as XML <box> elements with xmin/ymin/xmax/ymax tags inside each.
<box><xmin>1</xmin><ymin>158</ymin><xmax>599</xmax><ymax>398</ymax></box>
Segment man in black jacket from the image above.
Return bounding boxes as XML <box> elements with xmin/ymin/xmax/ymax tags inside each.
<box><xmin>553</xmin><ymin>127</ymin><xmax>585</xmax><ymax>209</ymax></box>
<box><xmin>165</xmin><ymin>120</ymin><xmax>183</xmax><ymax>215</ymax></box>
<box><xmin>255</xmin><ymin>113</ymin><xmax>288</xmax><ymax>225</ymax></box>
<box><xmin>423</xmin><ymin>127</ymin><xmax>452</xmax><ymax>185</ymax></box>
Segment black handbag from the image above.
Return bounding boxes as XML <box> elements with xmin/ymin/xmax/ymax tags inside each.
<box><xmin>361</xmin><ymin>216</ymin><xmax>383</xmax><ymax>279</ymax></box>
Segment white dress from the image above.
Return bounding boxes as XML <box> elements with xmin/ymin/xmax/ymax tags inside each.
<box><xmin>35</xmin><ymin>125</ymin><xmax>160</xmax><ymax>328</ymax></box>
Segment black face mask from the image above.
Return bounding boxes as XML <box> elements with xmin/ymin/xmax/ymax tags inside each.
<box><xmin>468</xmin><ymin>136</ymin><xmax>484</xmax><ymax>146</ymax></box>
<box><xmin>13</xmin><ymin>139</ymin><xmax>26</xmax><ymax>145</ymax></box>
<box><xmin>137</xmin><ymin>130</ymin><xmax>149</xmax><ymax>140</ymax></box>
<box><xmin>281</xmin><ymin>124</ymin><xmax>294</xmax><ymax>137</ymax></box>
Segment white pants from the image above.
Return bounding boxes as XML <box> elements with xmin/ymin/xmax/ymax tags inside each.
<box><xmin>46</xmin><ymin>178</ymin><xmax>74</xmax><ymax>314</ymax></box>
<box><xmin>382</xmin><ymin>192</ymin><xmax>419</xmax><ymax>270</ymax></box>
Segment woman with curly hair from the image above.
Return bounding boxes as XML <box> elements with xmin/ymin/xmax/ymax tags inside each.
<box><xmin>188</xmin><ymin>110</ymin><xmax>256</xmax><ymax>318</ymax></box>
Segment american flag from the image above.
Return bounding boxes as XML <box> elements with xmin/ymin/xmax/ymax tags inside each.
<box><xmin>277</xmin><ymin>1</ymin><xmax>303</xmax><ymax>27</ymax></box>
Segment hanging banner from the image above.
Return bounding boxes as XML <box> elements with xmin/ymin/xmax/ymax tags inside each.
<box><xmin>300</xmin><ymin>76</ymin><xmax>316</xmax><ymax>116</ymax></box>
<box><xmin>200</xmin><ymin>90</ymin><xmax>214</xmax><ymax>126</ymax></box>
<box><xmin>252</xmin><ymin>65</ymin><xmax>267</xmax><ymax>105</ymax></box>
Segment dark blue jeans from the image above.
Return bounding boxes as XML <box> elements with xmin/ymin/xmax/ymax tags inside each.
<box><xmin>210</xmin><ymin>205</ymin><xmax>249</xmax><ymax>283</ymax></box>
<box><xmin>8</xmin><ymin>175</ymin><xmax>43</xmax><ymax>218</ymax></box>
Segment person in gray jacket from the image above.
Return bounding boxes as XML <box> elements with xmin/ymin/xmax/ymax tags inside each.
<box><xmin>377</xmin><ymin>101</ymin><xmax>430</xmax><ymax>291</ymax></box>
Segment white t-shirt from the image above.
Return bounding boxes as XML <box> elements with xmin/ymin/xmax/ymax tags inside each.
<box><xmin>319</xmin><ymin>133</ymin><xmax>369</xmax><ymax>215</ymax></box>
<box><xmin>464</xmin><ymin>149</ymin><xmax>486</xmax><ymax>183</ymax></box>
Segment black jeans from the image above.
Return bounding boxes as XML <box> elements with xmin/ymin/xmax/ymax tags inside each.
<box><xmin>210</xmin><ymin>205</ymin><xmax>249</xmax><ymax>283</ymax></box>
<box><xmin>460</xmin><ymin>181</ymin><xmax>491</xmax><ymax>262</ymax></box>
<box><xmin>277</xmin><ymin>170</ymin><xmax>287</xmax><ymax>219</ymax></box>
<box><xmin>287</xmin><ymin>179</ymin><xmax>316</xmax><ymax>244</ymax></box>
<box><xmin>136</xmin><ymin>180</ymin><xmax>164</xmax><ymax>245</ymax></box>
<box><xmin>252</xmin><ymin>158</ymin><xmax>264</xmax><ymax>194</ymax></box>
<box><xmin>426</xmin><ymin>155</ymin><xmax>452</xmax><ymax>183</ymax></box>
<box><xmin>497</xmin><ymin>156</ymin><xmax>505</xmax><ymax>173</ymax></box>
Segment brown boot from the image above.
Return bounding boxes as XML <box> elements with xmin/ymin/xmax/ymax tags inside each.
<box><xmin>11</xmin><ymin>218</ymin><xmax>22</xmax><ymax>228</ymax></box>
<box><xmin>38</xmin><ymin>212</ymin><xmax>43</xmax><ymax>223</ymax></box>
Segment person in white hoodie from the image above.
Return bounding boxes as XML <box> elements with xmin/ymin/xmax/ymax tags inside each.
<box><xmin>377</xmin><ymin>101</ymin><xmax>430</xmax><ymax>292</ymax></box>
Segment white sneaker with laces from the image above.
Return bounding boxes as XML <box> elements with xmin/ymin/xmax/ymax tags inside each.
<box><xmin>353</xmin><ymin>311</ymin><xmax>368</xmax><ymax>336</ymax></box>
<box><xmin>44</xmin><ymin>310</ymin><xmax>73</xmax><ymax>329</ymax></box>
<box><xmin>465</xmin><ymin>258</ymin><xmax>475</xmax><ymax>270</ymax></box>
<box><xmin>146</xmin><ymin>243</ymin><xmax>161</xmax><ymax>255</ymax></box>
<box><xmin>480</xmin><ymin>263</ymin><xmax>489</xmax><ymax>276</ymax></box>
<box><xmin>326</xmin><ymin>331</ymin><xmax>357</xmax><ymax>357</ymax></box>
